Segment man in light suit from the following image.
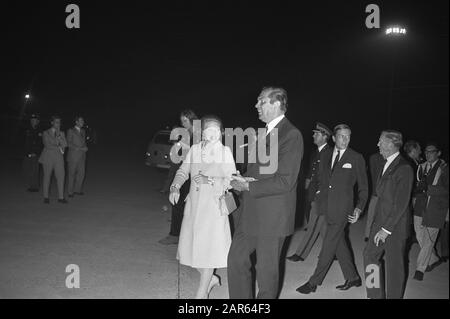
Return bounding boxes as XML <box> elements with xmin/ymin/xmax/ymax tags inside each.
<box><xmin>228</xmin><ymin>87</ymin><xmax>304</xmax><ymax>299</ymax></box>
<box><xmin>38</xmin><ymin>115</ymin><xmax>68</xmax><ymax>204</ymax></box>
<box><xmin>67</xmin><ymin>116</ymin><xmax>88</xmax><ymax>197</ymax></box>
<box><xmin>297</xmin><ymin>124</ymin><xmax>368</xmax><ymax>294</ymax></box>
<box><xmin>364</xmin><ymin>130</ymin><xmax>413</xmax><ymax>299</ymax></box>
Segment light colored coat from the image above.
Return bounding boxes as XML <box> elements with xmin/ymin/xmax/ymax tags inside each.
<box><xmin>172</xmin><ymin>141</ymin><xmax>236</xmax><ymax>268</ymax></box>
<box><xmin>66</xmin><ymin>127</ymin><xmax>87</xmax><ymax>163</ymax></box>
<box><xmin>38</xmin><ymin>128</ymin><xmax>67</xmax><ymax>164</ymax></box>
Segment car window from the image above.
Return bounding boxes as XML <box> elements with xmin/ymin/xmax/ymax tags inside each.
<box><xmin>153</xmin><ymin>133</ymin><xmax>172</xmax><ymax>145</ymax></box>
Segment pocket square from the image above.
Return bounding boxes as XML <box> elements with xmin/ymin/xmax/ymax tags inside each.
<box><xmin>342</xmin><ymin>163</ymin><xmax>352</xmax><ymax>169</ymax></box>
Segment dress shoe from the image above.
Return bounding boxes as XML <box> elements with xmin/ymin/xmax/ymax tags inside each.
<box><xmin>74</xmin><ymin>192</ymin><xmax>84</xmax><ymax>195</ymax></box>
<box><xmin>158</xmin><ymin>235</ymin><xmax>179</xmax><ymax>245</ymax></box>
<box><xmin>296</xmin><ymin>282</ymin><xmax>317</xmax><ymax>294</ymax></box>
<box><xmin>68</xmin><ymin>194</ymin><xmax>74</xmax><ymax>198</ymax></box>
<box><xmin>336</xmin><ymin>278</ymin><xmax>362</xmax><ymax>290</ymax></box>
<box><xmin>413</xmin><ymin>270</ymin><xmax>424</xmax><ymax>281</ymax></box>
<box><xmin>287</xmin><ymin>254</ymin><xmax>304</xmax><ymax>262</ymax></box>
<box><xmin>426</xmin><ymin>258</ymin><xmax>444</xmax><ymax>272</ymax></box>
<box><xmin>44</xmin><ymin>198</ymin><xmax>50</xmax><ymax>204</ymax></box>
<box><xmin>58</xmin><ymin>199</ymin><xmax>68</xmax><ymax>204</ymax></box>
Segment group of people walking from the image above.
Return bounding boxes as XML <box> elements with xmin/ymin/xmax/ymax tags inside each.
<box><xmin>159</xmin><ymin>86</ymin><xmax>448</xmax><ymax>299</ymax></box>
<box><xmin>23</xmin><ymin>114</ymin><xmax>89</xmax><ymax>203</ymax></box>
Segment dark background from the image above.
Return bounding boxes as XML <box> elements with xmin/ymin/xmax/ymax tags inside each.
<box><xmin>1</xmin><ymin>0</ymin><xmax>448</xmax><ymax>160</ymax></box>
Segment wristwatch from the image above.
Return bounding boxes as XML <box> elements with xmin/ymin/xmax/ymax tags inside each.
<box><xmin>170</xmin><ymin>184</ymin><xmax>180</xmax><ymax>192</ymax></box>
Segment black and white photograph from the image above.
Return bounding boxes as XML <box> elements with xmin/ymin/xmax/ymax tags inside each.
<box><xmin>0</xmin><ymin>0</ymin><xmax>448</xmax><ymax>303</ymax></box>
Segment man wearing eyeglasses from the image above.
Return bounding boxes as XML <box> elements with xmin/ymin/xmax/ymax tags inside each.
<box><xmin>413</xmin><ymin>142</ymin><xmax>449</xmax><ymax>281</ymax></box>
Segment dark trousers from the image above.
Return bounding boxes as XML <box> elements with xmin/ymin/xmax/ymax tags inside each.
<box><xmin>228</xmin><ymin>227</ymin><xmax>285</xmax><ymax>299</ymax></box>
<box><xmin>23</xmin><ymin>155</ymin><xmax>40</xmax><ymax>189</ymax></box>
<box><xmin>309</xmin><ymin>221</ymin><xmax>359</xmax><ymax>286</ymax></box>
<box><xmin>364</xmin><ymin>196</ymin><xmax>378</xmax><ymax>239</ymax></box>
<box><xmin>364</xmin><ymin>227</ymin><xmax>407</xmax><ymax>299</ymax></box>
<box><xmin>292</xmin><ymin>202</ymin><xmax>327</xmax><ymax>259</ymax></box>
<box><xmin>169</xmin><ymin>180</ymin><xmax>189</xmax><ymax>237</ymax></box>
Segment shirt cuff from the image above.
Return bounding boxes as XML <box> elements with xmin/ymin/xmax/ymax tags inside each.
<box><xmin>381</xmin><ymin>227</ymin><xmax>392</xmax><ymax>235</ymax></box>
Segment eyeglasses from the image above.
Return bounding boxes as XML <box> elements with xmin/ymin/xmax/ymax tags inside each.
<box><xmin>425</xmin><ymin>150</ymin><xmax>438</xmax><ymax>154</ymax></box>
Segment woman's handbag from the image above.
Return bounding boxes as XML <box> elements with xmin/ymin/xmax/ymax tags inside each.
<box><xmin>219</xmin><ymin>190</ymin><xmax>238</xmax><ymax>216</ymax></box>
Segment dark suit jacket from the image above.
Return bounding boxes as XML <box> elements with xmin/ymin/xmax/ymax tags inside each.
<box><xmin>67</xmin><ymin>127</ymin><xmax>87</xmax><ymax>163</ymax></box>
<box><xmin>369</xmin><ymin>152</ymin><xmax>385</xmax><ymax>195</ymax></box>
<box><xmin>421</xmin><ymin>160</ymin><xmax>449</xmax><ymax>229</ymax></box>
<box><xmin>317</xmin><ymin>147</ymin><xmax>368</xmax><ymax>224</ymax></box>
<box><xmin>239</xmin><ymin>117</ymin><xmax>304</xmax><ymax>237</ymax></box>
<box><xmin>372</xmin><ymin>154</ymin><xmax>414</xmax><ymax>238</ymax></box>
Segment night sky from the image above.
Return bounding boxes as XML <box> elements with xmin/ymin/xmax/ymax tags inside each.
<box><xmin>2</xmin><ymin>0</ymin><xmax>449</xmax><ymax>159</ymax></box>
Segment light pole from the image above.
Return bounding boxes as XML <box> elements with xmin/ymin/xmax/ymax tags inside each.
<box><xmin>384</xmin><ymin>26</ymin><xmax>407</xmax><ymax>128</ymax></box>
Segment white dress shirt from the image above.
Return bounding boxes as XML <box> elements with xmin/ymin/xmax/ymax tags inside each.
<box><xmin>318</xmin><ymin>143</ymin><xmax>327</xmax><ymax>153</ymax></box>
<box><xmin>380</xmin><ymin>151</ymin><xmax>400</xmax><ymax>235</ymax></box>
<box><xmin>382</xmin><ymin>151</ymin><xmax>400</xmax><ymax>175</ymax></box>
<box><xmin>331</xmin><ymin>148</ymin><xmax>347</xmax><ymax>168</ymax></box>
<box><xmin>266</xmin><ymin>114</ymin><xmax>285</xmax><ymax>135</ymax></box>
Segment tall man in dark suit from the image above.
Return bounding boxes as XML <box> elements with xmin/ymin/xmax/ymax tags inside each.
<box><xmin>297</xmin><ymin>124</ymin><xmax>368</xmax><ymax>294</ymax></box>
<box><xmin>364</xmin><ymin>130</ymin><xmax>414</xmax><ymax>299</ymax></box>
<box><xmin>23</xmin><ymin>114</ymin><xmax>43</xmax><ymax>192</ymax></box>
<box><xmin>228</xmin><ymin>87</ymin><xmax>303</xmax><ymax>299</ymax></box>
<box><xmin>287</xmin><ymin>122</ymin><xmax>332</xmax><ymax>262</ymax></box>
<box><xmin>67</xmin><ymin>116</ymin><xmax>88</xmax><ymax>197</ymax></box>
<box><xmin>364</xmin><ymin>152</ymin><xmax>386</xmax><ymax>241</ymax></box>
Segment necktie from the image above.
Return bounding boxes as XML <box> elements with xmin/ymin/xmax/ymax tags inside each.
<box><xmin>425</xmin><ymin>163</ymin><xmax>432</xmax><ymax>175</ymax></box>
<box><xmin>332</xmin><ymin>150</ymin><xmax>340</xmax><ymax>171</ymax></box>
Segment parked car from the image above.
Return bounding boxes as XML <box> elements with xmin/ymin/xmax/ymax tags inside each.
<box><xmin>145</xmin><ymin>130</ymin><xmax>173</xmax><ymax>169</ymax></box>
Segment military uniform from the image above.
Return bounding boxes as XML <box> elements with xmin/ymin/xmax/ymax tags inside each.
<box><xmin>288</xmin><ymin>122</ymin><xmax>332</xmax><ymax>262</ymax></box>
<box><xmin>23</xmin><ymin>115</ymin><xmax>43</xmax><ymax>191</ymax></box>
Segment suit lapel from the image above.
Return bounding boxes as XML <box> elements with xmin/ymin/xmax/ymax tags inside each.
<box><xmin>330</xmin><ymin>148</ymin><xmax>350</xmax><ymax>177</ymax></box>
<box><xmin>376</xmin><ymin>155</ymin><xmax>401</xmax><ymax>195</ymax></box>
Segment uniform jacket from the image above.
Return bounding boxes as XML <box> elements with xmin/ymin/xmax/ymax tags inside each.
<box><xmin>24</xmin><ymin>126</ymin><xmax>43</xmax><ymax>156</ymax></box>
<box><xmin>306</xmin><ymin>143</ymin><xmax>330</xmax><ymax>202</ymax></box>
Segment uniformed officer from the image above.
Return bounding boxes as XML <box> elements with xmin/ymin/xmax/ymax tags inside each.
<box><xmin>23</xmin><ymin>114</ymin><xmax>43</xmax><ymax>192</ymax></box>
<box><xmin>287</xmin><ymin>122</ymin><xmax>332</xmax><ymax>262</ymax></box>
